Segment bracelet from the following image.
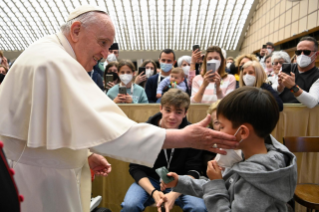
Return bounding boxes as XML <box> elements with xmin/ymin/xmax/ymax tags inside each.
<box><xmin>150</xmin><ymin>188</ymin><xmax>157</xmax><ymax>198</ymax></box>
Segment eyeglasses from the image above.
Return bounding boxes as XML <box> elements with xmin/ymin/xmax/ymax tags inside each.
<box><xmin>272</xmin><ymin>61</ymin><xmax>285</xmax><ymax>66</ymax></box>
<box><xmin>295</xmin><ymin>50</ymin><xmax>315</xmax><ymax>56</ymax></box>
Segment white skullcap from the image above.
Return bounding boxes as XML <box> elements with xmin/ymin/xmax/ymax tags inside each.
<box><xmin>67</xmin><ymin>5</ymin><xmax>107</xmax><ymax>21</ymax></box>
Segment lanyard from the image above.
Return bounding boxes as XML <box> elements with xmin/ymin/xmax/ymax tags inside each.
<box><xmin>163</xmin><ymin>149</ymin><xmax>175</xmax><ymax>170</ymax></box>
<box><xmin>157</xmin><ymin>73</ymin><xmax>169</xmax><ymax>85</ymax></box>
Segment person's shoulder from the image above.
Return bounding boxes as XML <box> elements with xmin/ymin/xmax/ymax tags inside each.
<box><xmin>107</xmin><ymin>84</ymin><xmax>119</xmax><ymax>93</ymax></box>
<box><xmin>148</xmin><ymin>73</ymin><xmax>159</xmax><ymax>80</ymax></box>
<box><xmin>261</xmin><ymin>82</ymin><xmax>272</xmax><ymax>90</ymax></box>
<box><xmin>133</xmin><ymin>83</ymin><xmax>145</xmax><ymax>91</ymax></box>
<box><xmin>193</xmin><ymin>74</ymin><xmax>202</xmax><ymax>81</ymax></box>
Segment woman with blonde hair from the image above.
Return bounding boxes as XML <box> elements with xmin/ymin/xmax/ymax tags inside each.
<box><xmin>240</xmin><ymin>61</ymin><xmax>283</xmax><ymax>111</ymax></box>
<box><xmin>191</xmin><ymin>46</ymin><xmax>236</xmax><ymax>103</ymax></box>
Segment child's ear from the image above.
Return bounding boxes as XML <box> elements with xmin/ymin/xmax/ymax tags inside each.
<box><xmin>240</xmin><ymin>125</ymin><xmax>250</xmax><ymax>140</ymax></box>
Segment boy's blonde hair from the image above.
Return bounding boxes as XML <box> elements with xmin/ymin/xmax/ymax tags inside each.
<box><xmin>207</xmin><ymin>100</ymin><xmax>221</xmax><ymax>128</ymax></box>
<box><xmin>239</xmin><ymin>61</ymin><xmax>267</xmax><ymax>88</ymax></box>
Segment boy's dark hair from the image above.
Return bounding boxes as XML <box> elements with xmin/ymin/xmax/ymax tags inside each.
<box><xmin>217</xmin><ymin>87</ymin><xmax>279</xmax><ymax>138</ymax></box>
<box><xmin>299</xmin><ymin>36</ymin><xmax>318</xmax><ymax>51</ymax></box>
<box><xmin>159</xmin><ymin>49</ymin><xmax>176</xmax><ymax>61</ymax></box>
<box><xmin>161</xmin><ymin>89</ymin><xmax>190</xmax><ymax>111</ymax></box>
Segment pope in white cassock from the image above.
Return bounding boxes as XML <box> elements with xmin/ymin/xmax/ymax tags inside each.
<box><xmin>0</xmin><ymin>5</ymin><xmax>238</xmax><ymax>212</ymax></box>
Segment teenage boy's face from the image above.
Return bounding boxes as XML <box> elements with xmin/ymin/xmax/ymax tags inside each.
<box><xmin>160</xmin><ymin>104</ymin><xmax>187</xmax><ymax>129</ymax></box>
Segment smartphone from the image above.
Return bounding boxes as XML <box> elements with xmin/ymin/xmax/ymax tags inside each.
<box><xmin>138</xmin><ymin>67</ymin><xmax>146</xmax><ymax>75</ymax></box>
<box><xmin>155</xmin><ymin>166</ymin><xmax>174</xmax><ymax>184</ymax></box>
<box><xmin>281</xmin><ymin>63</ymin><xmax>291</xmax><ymax>75</ymax></box>
<box><xmin>262</xmin><ymin>44</ymin><xmax>267</xmax><ymax>49</ymax></box>
<box><xmin>119</xmin><ymin>87</ymin><xmax>127</xmax><ymax>95</ymax></box>
<box><xmin>192</xmin><ymin>44</ymin><xmax>200</xmax><ymax>52</ymax></box>
<box><xmin>105</xmin><ymin>74</ymin><xmax>114</xmax><ymax>84</ymax></box>
<box><xmin>207</xmin><ymin>62</ymin><xmax>216</xmax><ymax>73</ymax></box>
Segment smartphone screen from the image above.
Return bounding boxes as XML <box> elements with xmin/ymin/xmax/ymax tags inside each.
<box><xmin>207</xmin><ymin>62</ymin><xmax>216</xmax><ymax>73</ymax></box>
<box><xmin>281</xmin><ymin>63</ymin><xmax>291</xmax><ymax>75</ymax></box>
<box><xmin>119</xmin><ymin>87</ymin><xmax>127</xmax><ymax>95</ymax></box>
<box><xmin>262</xmin><ymin>45</ymin><xmax>267</xmax><ymax>49</ymax></box>
<box><xmin>105</xmin><ymin>74</ymin><xmax>114</xmax><ymax>84</ymax></box>
<box><xmin>138</xmin><ymin>67</ymin><xmax>146</xmax><ymax>75</ymax></box>
<box><xmin>193</xmin><ymin>45</ymin><xmax>200</xmax><ymax>52</ymax></box>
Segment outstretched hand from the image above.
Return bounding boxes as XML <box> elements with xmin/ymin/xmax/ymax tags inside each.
<box><xmin>185</xmin><ymin>115</ymin><xmax>238</xmax><ymax>154</ymax></box>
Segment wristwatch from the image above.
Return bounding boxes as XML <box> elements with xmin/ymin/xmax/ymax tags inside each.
<box><xmin>290</xmin><ymin>84</ymin><xmax>300</xmax><ymax>93</ymax></box>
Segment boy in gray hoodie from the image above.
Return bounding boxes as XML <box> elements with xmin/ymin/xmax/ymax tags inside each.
<box><xmin>159</xmin><ymin>87</ymin><xmax>297</xmax><ymax>212</ymax></box>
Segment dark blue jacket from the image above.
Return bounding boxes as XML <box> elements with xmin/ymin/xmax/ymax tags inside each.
<box><xmin>88</xmin><ymin>66</ymin><xmax>104</xmax><ymax>91</ymax></box>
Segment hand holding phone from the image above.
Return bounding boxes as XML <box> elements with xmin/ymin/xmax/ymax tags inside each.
<box><xmin>138</xmin><ymin>67</ymin><xmax>146</xmax><ymax>75</ymax></box>
<box><xmin>281</xmin><ymin>63</ymin><xmax>292</xmax><ymax>75</ymax></box>
<box><xmin>192</xmin><ymin>45</ymin><xmax>200</xmax><ymax>52</ymax></box>
<box><xmin>119</xmin><ymin>86</ymin><xmax>127</xmax><ymax>95</ymax></box>
<box><xmin>155</xmin><ymin>167</ymin><xmax>174</xmax><ymax>184</ymax></box>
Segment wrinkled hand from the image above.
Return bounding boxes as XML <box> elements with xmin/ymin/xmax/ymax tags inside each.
<box><xmin>181</xmin><ymin>115</ymin><xmax>238</xmax><ymax>154</ymax></box>
<box><xmin>278</xmin><ymin>72</ymin><xmax>295</xmax><ymax>89</ymax></box>
<box><xmin>135</xmin><ymin>71</ymin><xmax>147</xmax><ymax>84</ymax></box>
<box><xmin>88</xmin><ymin>153</ymin><xmax>112</xmax><ymax>177</ymax></box>
<box><xmin>160</xmin><ymin>172</ymin><xmax>179</xmax><ymax>191</ymax></box>
<box><xmin>207</xmin><ymin>160</ymin><xmax>222</xmax><ymax>180</ymax></box>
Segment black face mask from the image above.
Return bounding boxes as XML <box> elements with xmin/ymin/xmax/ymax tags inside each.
<box><xmin>0</xmin><ymin>74</ymin><xmax>5</xmax><ymax>83</ymax></box>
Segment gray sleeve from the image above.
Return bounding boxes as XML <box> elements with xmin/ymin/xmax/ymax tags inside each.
<box><xmin>172</xmin><ymin>175</ymin><xmax>209</xmax><ymax>198</ymax></box>
<box><xmin>176</xmin><ymin>81</ymin><xmax>187</xmax><ymax>92</ymax></box>
<box><xmin>202</xmin><ymin>178</ymin><xmax>279</xmax><ymax>212</ymax></box>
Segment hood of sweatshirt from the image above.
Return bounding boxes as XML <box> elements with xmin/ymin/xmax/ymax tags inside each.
<box><xmin>230</xmin><ymin>135</ymin><xmax>297</xmax><ymax>202</ymax></box>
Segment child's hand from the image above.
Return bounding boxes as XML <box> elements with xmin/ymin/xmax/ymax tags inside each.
<box><xmin>160</xmin><ymin>172</ymin><xmax>179</xmax><ymax>191</ymax></box>
<box><xmin>207</xmin><ymin>160</ymin><xmax>223</xmax><ymax>180</ymax></box>
<box><xmin>156</xmin><ymin>93</ymin><xmax>162</xmax><ymax>99</ymax></box>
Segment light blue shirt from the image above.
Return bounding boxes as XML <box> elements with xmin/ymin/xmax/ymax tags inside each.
<box><xmin>106</xmin><ymin>83</ymin><xmax>149</xmax><ymax>104</ymax></box>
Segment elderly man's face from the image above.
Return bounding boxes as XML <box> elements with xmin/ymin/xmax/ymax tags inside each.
<box><xmin>72</xmin><ymin>13</ymin><xmax>115</xmax><ymax>71</ymax></box>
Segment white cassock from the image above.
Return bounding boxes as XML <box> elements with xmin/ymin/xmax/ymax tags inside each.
<box><xmin>0</xmin><ymin>32</ymin><xmax>165</xmax><ymax>212</ymax></box>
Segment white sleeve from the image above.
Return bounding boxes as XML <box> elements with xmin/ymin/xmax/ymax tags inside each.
<box><xmin>296</xmin><ymin>78</ymin><xmax>319</xmax><ymax>108</ymax></box>
<box><xmin>90</xmin><ymin>123</ymin><xmax>166</xmax><ymax>167</ymax></box>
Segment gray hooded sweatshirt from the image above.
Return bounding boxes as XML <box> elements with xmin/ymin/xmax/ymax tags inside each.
<box><xmin>173</xmin><ymin>135</ymin><xmax>297</xmax><ymax>212</ymax></box>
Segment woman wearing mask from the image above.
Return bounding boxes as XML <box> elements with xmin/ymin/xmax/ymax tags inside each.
<box><xmin>240</xmin><ymin>61</ymin><xmax>283</xmax><ymax>111</ymax></box>
<box><xmin>104</xmin><ymin>61</ymin><xmax>120</xmax><ymax>91</ymax></box>
<box><xmin>191</xmin><ymin>46</ymin><xmax>236</xmax><ymax>103</ymax></box>
<box><xmin>268</xmin><ymin>51</ymin><xmax>290</xmax><ymax>91</ymax></box>
<box><xmin>177</xmin><ymin>55</ymin><xmax>194</xmax><ymax>92</ymax></box>
<box><xmin>107</xmin><ymin>60</ymin><xmax>148</xmax><ymax>104</ymax></box>
<box><xmin>134</xmin><ymin>59</ymin><xmax>157</xmax><ymax>88</ymax></box>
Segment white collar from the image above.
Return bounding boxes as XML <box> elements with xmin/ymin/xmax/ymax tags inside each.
<box><xmin>55</xmin><ymin>32</ymin><xmax>76</xmax><ymax>60</ymax></box>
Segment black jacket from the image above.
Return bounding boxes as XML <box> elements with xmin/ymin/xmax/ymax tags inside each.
<box><xmin>261</xmin><ymin>83</ymin><xmax>284</xmax><ymax>111</ymax></box>
<box><xmin>129</xmin><ymin>112</ymin><xmax>203</xmax><ymax>183</ymax></box>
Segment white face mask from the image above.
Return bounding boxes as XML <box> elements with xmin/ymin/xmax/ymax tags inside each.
<box><xmin>107</xmin><ymin>54</ymin><xmax>117</xmax><ymax>62</ymax></box>
<box><xmin>297</xmin><ymin>54</ymin><xmax>315</xmax><ymax>68</ymax></box>
<box><xmin>145</xmin><ymin>69</ymin><xmax>154</xmax><ymax>78</ymax></box>
<box><xmin>119</xmin><ymin>74</ymin><xmax>133</xmax><ymax>85</ymax></box>
<box><xmin>226</xmin><ymin>62</ymin><xmax>232</xmax><ymax>69</ymax></box>
<box><xmin>243</xmin><ymin>74</ymin><xmax>256</xmax><ymax>86</ymax></box>
<box><xmin>267</xmin><ymin>49</ymin><xmax>273</xmax><ymax>54</ymax></box>
<box><xmin>215</xmin><ymin>127</ymin><xmax>243</xmax><ymax>168</ymax></box>
<box><xmin>182</xmin><ymin>66</ymin><xmax>190</xmax><ymax>76</ymax></box>
<box><xmin>207</xmin><ymin>59</ymin><xmax>221</xmax><ymax>71</ymax></box>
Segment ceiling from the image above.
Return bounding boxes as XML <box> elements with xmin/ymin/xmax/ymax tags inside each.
<box><xmin>1</xmin><ymin>0</ymin><xmax>257</xmax><ymax>52</ymax></box>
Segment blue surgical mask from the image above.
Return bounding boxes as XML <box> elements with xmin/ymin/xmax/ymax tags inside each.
<box><xmin>160</xmin><ymin>63</ymin><xmax>173</xmax><ymax>73</ymax></box>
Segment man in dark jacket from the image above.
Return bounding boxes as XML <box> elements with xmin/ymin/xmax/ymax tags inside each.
<box><xmin>121</xmin><ymin>89</ymin><xmax>207</xmax><ymax>212</ymax></box>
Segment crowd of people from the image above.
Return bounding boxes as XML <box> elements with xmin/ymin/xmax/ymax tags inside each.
<box><xmin>36</xmin><ymin>35</ymin><xmax>316</xmax><ymax>110</ymax></box>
